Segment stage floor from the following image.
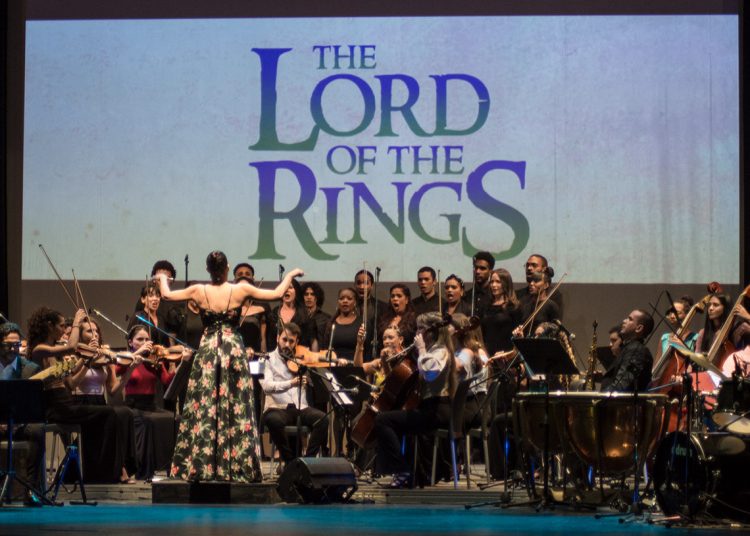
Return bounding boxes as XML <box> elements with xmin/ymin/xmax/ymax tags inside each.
<box><xmin>0</xmin><ymin>503</ymin><xmax>740</xmax><ymax>536</ymax></box>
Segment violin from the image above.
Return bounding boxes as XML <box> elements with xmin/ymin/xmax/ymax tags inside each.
<box><xmin>384</xmin><ymin>313</ymin><xmax>455</xmax><ymax>367</ymax></box>
<box><xmin>284</xmin><ymin>345</ymin><xmax>340</xmax><ymax>373</ymax></box>
<box><xmin>75</xmin><ymin>343</ymin><xmax>134</xmax><ymax>367</ymax></box>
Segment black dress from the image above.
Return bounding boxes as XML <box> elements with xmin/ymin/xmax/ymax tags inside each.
<box><xmin>481</xmin><ymin>304</ymin><xmax>523</xmax><ymax>355</ymax></box>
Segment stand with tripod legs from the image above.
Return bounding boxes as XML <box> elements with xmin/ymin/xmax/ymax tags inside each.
<box><xmin>0</xmin><ymin>380</ymin><xmax>56</xmax><ymax>507</ymax></box>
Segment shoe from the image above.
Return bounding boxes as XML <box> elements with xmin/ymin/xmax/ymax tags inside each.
<box><xmin>23</xmin><ymin>491</ymin><xmax>43</xmax><ymax>507</ymax></box>
<box><xmin>275</xmin><ymin>462</ymin><xmax>285</xmax><ymax>476</ymax></box>
<box><xmin>388</xmin><ymin>472</ymin><xmax>411</xmax><ymax>489</ymax></box>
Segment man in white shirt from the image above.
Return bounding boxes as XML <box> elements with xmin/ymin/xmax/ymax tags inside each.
<box><xmin>260</xmin><ymin>323</ymin><xmax>329</xmax><ymax>466</ymax></box>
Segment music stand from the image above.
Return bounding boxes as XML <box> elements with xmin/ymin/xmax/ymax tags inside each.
<box><xmin>0</xmin><ymin>380</ymin><xmax>55</xmax><ymax>506</ymax></box>
<box><xmin>511</xmin><ymin>338</ymin><xmax>579</xmax><ymax>510</ymax></box>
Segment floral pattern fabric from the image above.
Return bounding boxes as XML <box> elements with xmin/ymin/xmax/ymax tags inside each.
<box><xmin>171</xmin><ymin>323</ymin><xmax>262</xmax><ymax>482</ymax></box>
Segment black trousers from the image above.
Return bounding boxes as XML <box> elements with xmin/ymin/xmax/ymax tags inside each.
<box><xmin>374</xmin><ymin>396</ymin><xmax>451</xmax><ymax>476</ymax></box>
<box><xmin>44</xmin><ymin>388</ymin><xmax>121</xmax><ymax>483</ymax></box>
<box><xmin>262</xmin><ymin>406</ymin><xmax>328</xmax><ymax>462</ymax></box>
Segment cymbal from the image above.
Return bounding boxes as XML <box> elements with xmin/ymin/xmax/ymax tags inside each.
<box><xmin>669</xmin><ymin>343</ymin><xmax>728</xmax><ymax>381</ymax></box>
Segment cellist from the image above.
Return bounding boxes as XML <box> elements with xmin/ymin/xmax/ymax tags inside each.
<box><xmin>374</xmin><ymin>312</ymin><xmax>456</xmax><ymax>488</ymax></box>
<box><xmin>695</xmin><ymin>291</ymin><xmax>750</xmax><ymax>375</ymax></box>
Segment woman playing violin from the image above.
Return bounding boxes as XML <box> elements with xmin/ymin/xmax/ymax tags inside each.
<box><xmin>452</xmin><ymin>313</ymin><xmax>489</xmax><ymax>431</ymax></box>
<box><xmin>127</xmin><ymin>282</ymin><xmax>171</xmax><ymax>346</ymax></box>
<box><xmin>28</xmin><ymin>306</ymin><xmax>121</xmax><ymax>483</ymax></box>
<box><xmin>517</xmin><ymin>269</ymin><xmax>560</xmax><ymax>334</ymax></box>
<box><xmin>68</xmin><ymin>319</ymin><xmax>137</xmax><ymax>482</ymax></box>
<box><xmin>115</xmin><ymin>325</ymin><xmax>189</xmax><ymax>481</ymax></box>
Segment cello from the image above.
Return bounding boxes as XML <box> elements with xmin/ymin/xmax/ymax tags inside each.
<box><xmin>649</xmin><ymin>286</ymin><xmax>713</xmax><ymax>431</ymax></box>
<box><xmin>350</xmin><ymin>314</ymin><xmax>454</xmax><ymax>448</ymax></box>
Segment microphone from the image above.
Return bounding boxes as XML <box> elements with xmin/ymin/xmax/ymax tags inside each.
<box><xmin>349</xmin><ymin>375</ymin><xmax>379</xmax><ymax>393</ymax></box>
<box><xmin>553</xmin><ymin>319</ymin><xmax>576</xmax><ymax>341</ymax></box>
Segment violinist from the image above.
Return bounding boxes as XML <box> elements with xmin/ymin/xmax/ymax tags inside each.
<box><xmin>132</xmin><ymin>260</ymin><xmax>183</xmax><ymax>335</ymax></box>
<box><xmin>260</xmin><ymin>323</ymin><xmax>329</xmax><ymax>471</ymax></box>
<box><xmin>128</xmin><ymin>281</ymin><xmax>172</xmax><ymax>346</ymax></box>
<box><xmin>28</xmin><ymin>306</ymin><xmax>121</xmax><ymax>483</ymax></box>
<box><xmin>695</xmin><ymin>292</ymin><xmax>750</xmax><ymax>376</ymax></box>
<box><xmin>377</xmin><ymin>284</ymin><xmax>417</xmax><ymax>348</ymax></box>
<box><xmin>452</xmin><ymin>314</ymin><xmax>489</xmax><ymax>431</ymax></box>
<box><xmin>444</xmin><ymin>275</ymin><xmax>473</xmax><ymax>318</ymax></box>
<box><xmin>516</xmin><ymin>254</ymin><xmax>564</xmax><ymax>318</ymax></box>
<box><xmin>517</xmin><ymin>269</ymin><xmax>560</xmax><ymax>334</ymax></box>
<box><xmin>374</xmin><ymin>312</ymin><xmax>456</xmax><ymax>488</ymax></box>
<box><xmin>601</xmin><ymin>309</ymin><xmax>654</xmax><ymax>392</ymax></box>
<box><xmin>67</xmin><ymin>319</ymin><xmax>137</xmax><ymax>483</ymax></box>
<box><xmin>115</xmin><ymin>325</ymin><xmax>188</xmax><ymax>481</ymax></box>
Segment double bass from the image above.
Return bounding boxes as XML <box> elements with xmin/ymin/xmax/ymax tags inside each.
<box><xmin>649</xmin><ymin>288</ymin><xmax>713</xmax><ymax>431</ymax></box>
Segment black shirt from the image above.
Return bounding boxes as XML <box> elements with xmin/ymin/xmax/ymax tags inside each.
<box><xmin>601</xmin><ymin>338</ymin><xmax>653</xmax><ymax>392</ymax></box>
<box><xmin>412</xmin><ymin>293</ymin><xmax>439</xmax><ymax>315</ymax></box>
<box><xmin>519</xmin><ymin>294</ymin><xmax>560</xmax><ymax>332</ymax></box>
<box><xmin>481</xmin><ymin>304</ymin><xmax>523</xmax><ymax>355</ymax></box>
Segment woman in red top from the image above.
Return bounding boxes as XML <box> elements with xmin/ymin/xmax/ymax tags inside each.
<box><xmin>115</xmin><ymin>325</ymin><xmax>188</xmax><ymax>480</ymax></box>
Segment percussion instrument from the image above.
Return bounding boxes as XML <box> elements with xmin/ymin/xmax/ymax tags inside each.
<box><xmin>514</xmin><ymin>391</ymin><xmax>669</xmax><ymax>475</ymax></box>
<box><xmin>712</xmin><ymin>376</ymin><xmax>750</xmax><ymax>435</ymax></box>
<box><xmin>560</xmin><ymin>392</ymin><xmax>669</xmax><ymax>475</ymax></box>
<box><xmin>653</xmin><ymin>431</ymin><xmax>750</xmax><ymax>522</ymax></box>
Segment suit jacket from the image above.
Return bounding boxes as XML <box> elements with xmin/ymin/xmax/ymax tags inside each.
<box><xmin>0</xmin><ymin>356</ymin><xmax>40</xmax><ymax>380</ymax></box>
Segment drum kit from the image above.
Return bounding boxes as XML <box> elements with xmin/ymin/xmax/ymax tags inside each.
<box><xmin>512</xmin><ymin>348</ymin><xmax>750</xmax><ymax>524</ymax></box>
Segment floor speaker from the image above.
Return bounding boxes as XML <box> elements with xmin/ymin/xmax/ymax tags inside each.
<box><xmin>276</xmin><ymin>457</ymin><xmax>357</xmax><ymax>504</ymax></box>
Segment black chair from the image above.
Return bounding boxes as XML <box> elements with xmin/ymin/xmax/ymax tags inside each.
<box><xmin>464</xmin><ymin>381</ymin><xmax>498</xmax><ymax>487</ymax></box>
<box><xmin>430</xmin><ymin>378</ymin><xmax>472</xmax><ymax>489</ymax></box>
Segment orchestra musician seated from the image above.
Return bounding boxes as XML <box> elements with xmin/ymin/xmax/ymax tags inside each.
<box><xmin>374</xmin><ymin>312</ymin><xmax>456</xmax><ymax>488</ymax></box>
<box><xmin>601</xmin><ymin>309</ymin><xmax>654</xmax><ymax>392</ymax></box>
<box><xmin>260</xmin><ymin>323</ymin><xmax>330</xmax><ymax>473</ymax></box>
<box><xmin>115</xmin><ymin>325</ymin><xmax>190</xmax><ymax>481</ymax></box>
<box><xmin>0</xmin><ymin>322</ymin><xmax>44</xmax><ymax>504</ymax></box>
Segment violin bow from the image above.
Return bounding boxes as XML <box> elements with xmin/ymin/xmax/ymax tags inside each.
<box><xmin>437</xmin><ymin>269</ymin><xmax>443</xmax><ymax>316</ymax></box>
<box><xmin>38</xmin><ymin>244</ymin><xmax>79</xmax><ymax>309</ymax></box>
<box><xmin>135</xmin><ymin>314</ymin><xmax>195</xmax><ymax>352</ymax></box>
<box><xmin>91</xmin><ymin>308</ymin><xmax>129</xmax><ymax>336</ymax></box>
<box><xmin>71</xmin><ymin>269</ymin><xmax>94</xmax><ymax>332</ymax></box>
<box><xmin>520</xmin><ymin>272</ymin><xmax>568</xmax><ymax>336</ymax></box>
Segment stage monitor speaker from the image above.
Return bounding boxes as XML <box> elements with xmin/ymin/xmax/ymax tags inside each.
<box><xmin>277</xmin><ymin>457</ymin><xmax>357</xmax><ymax>504</ymax></box>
